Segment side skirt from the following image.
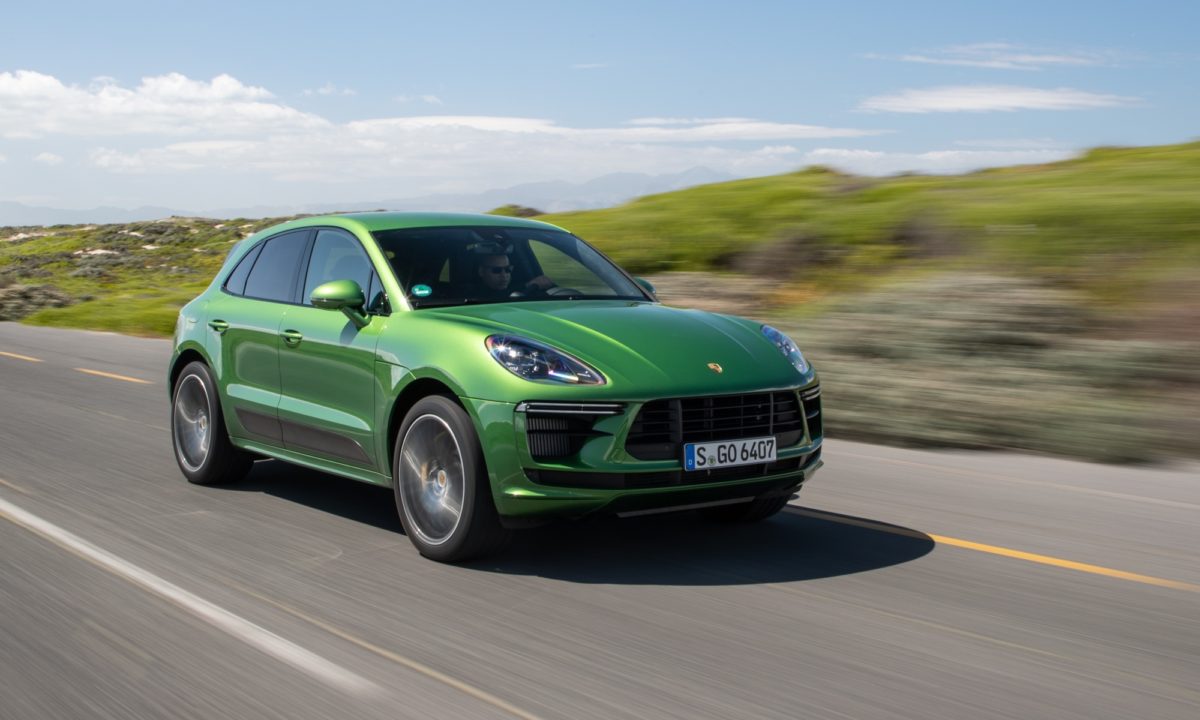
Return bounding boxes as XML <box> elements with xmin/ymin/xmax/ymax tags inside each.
<box><xmin>232</xmin><ymin>437</ymin><xmax>393</xmax><ymax>488</ymax></box>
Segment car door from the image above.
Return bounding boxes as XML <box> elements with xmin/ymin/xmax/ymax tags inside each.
<box><xmin>277</xmin><ymin>227</ymin><xmax>385</xmax><ymax>470</ymax></box>
<box><xmin>206</xmin><ymin>229</ymin><xmax>311</xmax><ymax>446</ymax></box>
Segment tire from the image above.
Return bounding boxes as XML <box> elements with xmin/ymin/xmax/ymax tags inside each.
<box><xmin>392</xmin><ymin>395</ymin><xmax>511</xmax><ymax>562</ymax></box>
<box><xmin>171</xmin><ymin>361</ymin><xmax>253</xmax><ymax>485</ymax></box>
<box><xmin>699</xmin><ymin>494</ymin><xmax>791</xmax><ymax>523</ymax></box>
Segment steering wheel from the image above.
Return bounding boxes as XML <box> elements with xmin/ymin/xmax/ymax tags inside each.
<box><xmin>546</xmin><ymin>286</ymin><xmax>582</xmax><ymax>297</ymax></box>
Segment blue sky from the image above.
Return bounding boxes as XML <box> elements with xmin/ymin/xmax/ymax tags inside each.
<box><xmin>1</xmin><ymin>0</ymin><xmax>1196</xmax><ymax>210</ymax></box>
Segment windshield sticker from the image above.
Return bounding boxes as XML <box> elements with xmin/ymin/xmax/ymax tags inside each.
<box><xmin>412</xmin><ymin>284</ymin><xmax>433</xmax><ymax>297</ymax></box>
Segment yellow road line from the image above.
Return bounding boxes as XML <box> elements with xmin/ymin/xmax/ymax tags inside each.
<box><xmin>786</xmin><ymin>507</ymin><xmax>1200</xmax><ymax>593</ymax></box>
<box><xmin>0</xmin><ymin>477</ymin><xmax>31</xmax><ymax>494</ymax></box>
<box><xmin>239</xmin><ymin>586</ymin><xmax>543</xmax><ymax>720</ymax></box>
<box><xmin>0</xmin><ymin>350</ymin><xmax>42</xmax><ymax>362</ymax></box>
<box><xmin>74</xmin><ymin>368</ymin><xmax>152</xmax><ymax>384</ymax></box>
<box><xmin>925</xmin><ymin>534</ymin><xmax>1199</xmax><ymax>592</ymax></box>
<box><xmin>92</xmin><ymin>409</ymin><xmax>169</xmax><ymax>433</ymax></box>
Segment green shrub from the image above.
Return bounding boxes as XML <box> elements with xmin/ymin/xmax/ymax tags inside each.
<box><xmin>781</xmin><ymin>273</ymin><xmax>1200</xmax><ymax>463</ymax></box>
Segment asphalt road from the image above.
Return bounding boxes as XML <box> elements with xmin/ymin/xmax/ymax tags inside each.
<box><xmin>1</xmin><ymin>322</ymin><xmax>1197</xmax><ymax>720</ymax></box>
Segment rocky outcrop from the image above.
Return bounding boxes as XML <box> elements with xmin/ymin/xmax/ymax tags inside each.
<box><xmin>0</xmin><ymin>284</ymin><xmax>75</xmax><ymax>321</ymax></box>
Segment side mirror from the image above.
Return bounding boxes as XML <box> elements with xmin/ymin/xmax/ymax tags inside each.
<box><xmin>311</xmin><ymin>279</ymin><xmax>369</xmax><ymax>329</ymax></box>
<box><xmin>634</xmin><ymin>277</ymin><xmax>657</xmax><ymax>297</ymax></box>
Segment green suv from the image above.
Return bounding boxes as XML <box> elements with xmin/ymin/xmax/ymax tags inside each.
<box><xmin>169</xmin><ymin>213</ymin><xmax>823</xmax><ymax>561</ymax></box>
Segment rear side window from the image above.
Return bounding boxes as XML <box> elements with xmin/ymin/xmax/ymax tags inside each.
<box><xmin>223</xmin><ymin>242</ymin><xmax>263</xmax><ymax>296</ymax></box>
<box><xmin>301</xmin><ymin>229</ymin><xmax>374</xmax><ymax>306</ymax></box>
<box><xmin>244</xmin><ymin>231</ymin><xmax>308</xmax><ymax>302</ymax></box>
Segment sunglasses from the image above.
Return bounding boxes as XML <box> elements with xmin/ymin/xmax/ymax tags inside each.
<box><xmin>486</xmin><ymin>266</ymin><xmax>514</xmax><ymax>275</ymax></box>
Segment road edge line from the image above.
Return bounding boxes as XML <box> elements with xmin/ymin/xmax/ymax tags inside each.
<box><xmin>0</xmin><ymin>496</ymin><xmax>377</xmax><ymax>695</ymax></box>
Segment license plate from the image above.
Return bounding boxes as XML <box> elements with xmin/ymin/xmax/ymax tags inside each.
<box><xmin>683</xmin><ymin>436</ymin><xmax>776</xmax><ymax>471</ymax></box>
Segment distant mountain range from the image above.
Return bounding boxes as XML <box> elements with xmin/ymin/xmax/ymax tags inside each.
<box><xmin>0</xmin><ymin>167</ymin><xmax>731</xmax><ymax>226</ymax></box>
<box><xmin>0</xmin><ymin>202</ymin><xmax>190</xmax><ymax>227</ymax></box>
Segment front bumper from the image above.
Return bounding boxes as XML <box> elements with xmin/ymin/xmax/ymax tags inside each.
<box><xmin>465</xmin><ymin>387</ymin><xmax>824</xmax><ymax>521</ymax></box>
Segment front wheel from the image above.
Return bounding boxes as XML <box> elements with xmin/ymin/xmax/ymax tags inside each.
<box><xmin>393</xmin><ymin>395</ymin><xmax>511</xmax><ymax>562</ymax></box>
<box><xmin>171</xmin><ymin>361</ymin><xmax>252</xmax><ymax>485</ymax></box>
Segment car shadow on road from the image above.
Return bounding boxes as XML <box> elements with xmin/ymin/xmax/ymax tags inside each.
<box><xmin>225</xmin><ymin>460</ymin><xmax>404</xmax><ymax>533</ymax></box>
<box><xmin>229</xmin><ymin>460</ymin><xmax>934</xmax><ymax>585</ymax></box>
<box><xmin>474</xmin><ymin>508</ymin><xmax>934</xmax><ymax>586</ymax></box>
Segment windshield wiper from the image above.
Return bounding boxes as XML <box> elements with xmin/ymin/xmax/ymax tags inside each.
<box><xmin>524</xmin><ymin>294</ymin><xmax>641</xmax><ymax>302</ymax></box>
<box><xmin>409</xmin><ymin>297</ymin><xmax>504</xmax><ymax>308</ymax></box>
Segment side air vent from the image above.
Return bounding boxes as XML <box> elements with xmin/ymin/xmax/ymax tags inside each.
<box><xmin>518</xmin><ymin>402</ymin><xmax>623</xmax><ymax>460</ymax></box>
<box><xmin>800</xmin><ymin>386</ymin><xmax>822</xmax><ymax>439</ymax></box>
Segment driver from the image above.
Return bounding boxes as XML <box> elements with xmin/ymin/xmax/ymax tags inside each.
<box><xmin>476</xmin><ymin>251</ymin><xmax>555</xmax><ymax>297</ymax></box>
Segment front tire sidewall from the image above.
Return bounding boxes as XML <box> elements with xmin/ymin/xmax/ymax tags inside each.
<box><xmin>393</xmin><ymin>396</ymin><xmax>488</xmax><ymax>562</ymax></box>
<box><xmin>171</xmin><ymin>361</ymin><xmax>242</xmax><ymax>485</ymax></box>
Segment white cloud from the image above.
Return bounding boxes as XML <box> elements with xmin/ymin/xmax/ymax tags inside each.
<box><xmin>83</xmin><ymin>140</ymin><xmax>1070</xmax><ymax>203</ymax></box>
<box><xmin>91</xmin><ymin>141</ymin><xmax>260</xmax><ymax>172</ymax></box>
<box><xmin>83</xmin><ymin>123</ymin><xmax>812</xmax><ymax>181</ymax></box>
<box><xmin>879</xmin><ymin>43</ymin><xmax>1107</xmax><ymax>71</ymax></box>
<box><xmin>87</xmin><ymin>113</ymin><xmax>889</xmax><ymax>184</ymax></box>
<box><xmin>395</xmin><ymin>94</ymin><xmax>444</xmax><ymax>105</ymax></box>
<box><xmin>342</xmin><ymin>115</ymin><xmax>881</xmax><ymax>142</ymax></box>
<box><xmin>952</xmin><ymin>138</ymin><xmax>1061</xmax><ymax>149</ymax></box>
<box><xmin>0</xmin><ymin>70</ymin><xmax>903</xmax><ymax>204</ymax></box>
<box><xmin>599</xmin><ymin>120</ymin><xmax>881</xmax><ymax>142</ymax></box>
<box><xmin>0</xmin><ymin>70</ymin><xmax>327</xmax><ymax>138</ymax></box>
<box><xmin>799</xmin><ymin>147</ymin><xmax>1073</xmax><ymax>175</ymax></box>
<box><xmin>137</xmin><ymin>72</ymin><xmax>273</xmax><ymax>100</ymax></box>
<box><xmin>1</xmin><ymin>70</ymin><xmax>881</xmax><ymax>148</ymax></box>
<box><xmin>303</xmin><ymin>82</ymin><xmax>356</xmax><ymax>96</ymax></box>
<box><xmin>349</xmin><ymin>116</ymin><xmax>558</xmax><ymax>134</ymax></box>
<box><xmin>626</xmin><ymin>117</ymin><xmax>755</xmax><ymax>126</ymax></box>
<box><xmin>859</xmin><ymin>85</ymin><xmax>1137</xmax><ymax>113</ymax></box>
<box><xmin>33</xmin><ymin>152</ymin><xmax>63</xmax><ymax>165</ymax></box>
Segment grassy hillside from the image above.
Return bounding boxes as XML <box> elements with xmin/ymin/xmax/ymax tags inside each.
<box><xmin>5</xmin><ymin>141</ymin><xmax>1197</xmax><ymax>333</ymax></box>
<box><xmin>3</xmin><ymin>141</ymin><xmax>1198</xmax><ymax>462</ymax></box>
<box><xmin>0</xmin><ymin>218</ymin><xmax>282</xmax><ymax>334</ymax></box>
<box><xmin>543</xmin><ymin>141</ymin><xmax>1200</xmax><ymax>309</ymax></box>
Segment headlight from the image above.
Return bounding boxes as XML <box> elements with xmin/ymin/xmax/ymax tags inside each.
<box><xmin>761</xmin><ymin>325</ymin><xmax>809</xmax><ymax>374</ymax></box>
<box><xmin>485</xmin><ymin>335</ymin><xmax>606</xmax><ymax>385</ymax></box>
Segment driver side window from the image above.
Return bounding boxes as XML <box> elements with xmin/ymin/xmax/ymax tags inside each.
<box><xmin>302</xmin><ymin>229</ymin><xmax>374</xmax><ymax>306</ymax></box>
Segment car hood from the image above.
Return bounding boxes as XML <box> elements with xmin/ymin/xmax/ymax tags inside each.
<box><xmin>420</xmin><ymin>300</ymin><xmax>810</xmax><ymax>397</ymax></box>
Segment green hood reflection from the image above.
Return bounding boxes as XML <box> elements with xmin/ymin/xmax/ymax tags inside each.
<box><xmin>421</xmin><ymin>300</ymin><xmax>807</xmax><ymax>396</ymax></box>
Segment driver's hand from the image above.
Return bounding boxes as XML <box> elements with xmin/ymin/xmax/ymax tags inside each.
<box><xmin>525</xmin><ymin>275</ymin><xmax>555</xmax><ymax>290</ymax></box>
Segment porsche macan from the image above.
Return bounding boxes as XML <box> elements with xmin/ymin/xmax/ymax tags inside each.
<box><xmin>169</xmin><ymin>213</ymin><xmax>823</xmax><ymax>561</ymax></box>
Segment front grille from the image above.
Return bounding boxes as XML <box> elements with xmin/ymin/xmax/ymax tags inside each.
<box><xmin>625</xmin><ymin>389</ymin><xmax>811</xmax><ymax>461</ymax></box>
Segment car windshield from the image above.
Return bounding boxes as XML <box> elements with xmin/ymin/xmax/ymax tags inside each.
<box><xmin>371</xmin><ymin>226</ymin><xmax>649</xmax><ymax>308</ymax></box>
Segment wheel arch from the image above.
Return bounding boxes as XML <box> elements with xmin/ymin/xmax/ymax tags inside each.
<box><xmin>385</xmin><ymin>376</ymin><xmax>469</xmax><ymax>477</ymax></box>
<box><xmin>168</xmin><ymin>344</ymin><xmax>212</xmax><ymax>397</ymax></box>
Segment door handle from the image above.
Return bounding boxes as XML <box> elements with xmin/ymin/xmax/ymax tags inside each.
<box><xmin>280</xmin><ymin>329</ymin><xmax>303</xmax><ymax>347</ymax></box>
<box><xmin>208</xmin><ymin>319</ymin><xmax>229</xmax><ymax>334</ymax></box>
